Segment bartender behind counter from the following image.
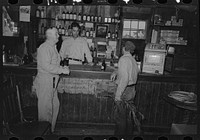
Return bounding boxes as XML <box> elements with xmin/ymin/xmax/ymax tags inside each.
<box><xmin>59</xmin><ymin>22</ymin><xmax>93</xmax><ymax>65</ymax></box>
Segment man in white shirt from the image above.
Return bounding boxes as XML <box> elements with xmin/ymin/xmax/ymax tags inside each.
<box><xmin>33</xmin><ymin>27</ymin><xmax>70</xmax><ymax>133</ymax></box>
<box><xmin>111</xmin><ymin>41</ymin><xmax>140</xmax><ymax>135</ymax></box>
<box><xmin>59</xmin><ymin>22</ymin><xmax>93</xmax><ymax>65</ymax></box>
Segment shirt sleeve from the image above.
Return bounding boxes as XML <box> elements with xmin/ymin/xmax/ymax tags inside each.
<box><xmin>115</xmin><ymin>58</ymin><xmax>129</xmax><ymax>99</ymax></box>
<box><xmin>38</xmin><ymin>46</ymin><xmax>63</xmax><ymax>74</ymax></box>
<box><xmin>59</xmin><ymin>40</ymin><xmax>67</xmax><ymax>60</ymax></box>
<box><xmin>82</xmin><ymin>40</ymin><xmax>93</xmax><ymax>63</ymax></box>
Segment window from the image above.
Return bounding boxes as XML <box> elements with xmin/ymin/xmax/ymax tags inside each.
<box><xmin>122</xmin><ymin>19</ymin><xmax>147</xmax><ymax>39</ymax></box>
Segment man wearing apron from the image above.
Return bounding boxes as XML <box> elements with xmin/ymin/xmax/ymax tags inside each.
<box><xmin>33</xmin><ymin>27</ymin><xmax>70</xmax><ymax>133</ymax></box>
<box><xmin>111</xmin><ymin>41</ymin><xmax>140</xmax><ymax>135</ymax></box>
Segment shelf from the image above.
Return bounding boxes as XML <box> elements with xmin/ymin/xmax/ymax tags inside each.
<box><xmin>35</xmin><ymin>17</ymin><xmax>119</xmax><ymax>25</ymax></box>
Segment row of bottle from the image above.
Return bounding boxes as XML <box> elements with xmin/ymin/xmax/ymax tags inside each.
<box><xmin>38</xmin><ymin>23</ymin><xmax>118</xmax><ymax>39</ymax></box>
<box><xmin>36</xmin><ymin>8</ymin><xmax>119</xmax><ymax>23</ymax></box>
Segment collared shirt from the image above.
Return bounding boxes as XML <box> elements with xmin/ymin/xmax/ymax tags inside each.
<box><xmin>59</xmin><ymin>37</ymin><xmax>92</xmax><ymax>64</ymax></box>
<box><xmin>37</xmin><ymin>40</ymin><xmax>63</xmax><ymax>76</ymax></box>
<box><xmin>115</xmin><ymin>53</ymin><xmax>139</xmax><ymax>99</ymax></box>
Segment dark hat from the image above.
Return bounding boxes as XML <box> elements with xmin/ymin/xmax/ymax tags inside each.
<box><xmin>124</xmin><ymin>41</ymin><xmax>136</xmax><ymax>52</ymax></box>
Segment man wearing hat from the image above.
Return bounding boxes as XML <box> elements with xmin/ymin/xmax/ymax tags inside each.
<box><xmin>111</xmin><ymin>41</ymin><xmax>140</xmax><ymax>135</ymax></box>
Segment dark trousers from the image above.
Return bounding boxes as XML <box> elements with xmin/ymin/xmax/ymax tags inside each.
<box><xmin>113</xmin><ymin>86</ymin><xmax>136</xmax><ymax>135</ymax></box>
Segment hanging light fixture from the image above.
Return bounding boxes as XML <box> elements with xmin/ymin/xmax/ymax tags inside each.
<box><xmin>176</xmin><ymin>0</ymin><xmax>181</xmax><ymax>3</ymax></box>
<box><xmin>123</xmin><ymin>0</ymin><xmax>130</xmax><ymax>4</ymax></box>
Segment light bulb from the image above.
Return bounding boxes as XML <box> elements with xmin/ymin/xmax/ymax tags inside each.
<box><xmin>176</xmin><ymin>0</ymin><xmax>180</xmax><ymax>3</ymax></box>
<box><xmin>123</xmin><ymin>0</ymin><xmax>129</xmax><ymax>4</ymax></box>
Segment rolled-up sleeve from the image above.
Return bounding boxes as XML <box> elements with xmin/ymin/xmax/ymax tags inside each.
<box><xmin>59</xmin><ymin>41</ymin><xmax>67</xmax><ymax>60</ymax></box>
<box><xmin>38</xmin><ymin>46</ymin><xmax>63</xmax><ymax>74</ymax></box>
<box><xmin>82</xmin><ymin>40</ymin><xmax>92</xmax><ymax>63</ymax></box>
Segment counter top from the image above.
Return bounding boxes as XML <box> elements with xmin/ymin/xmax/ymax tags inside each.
<box><xmin>3</xmin><ymin>63</ymin><xmax>198</xmax><ymax>82</ymax></box>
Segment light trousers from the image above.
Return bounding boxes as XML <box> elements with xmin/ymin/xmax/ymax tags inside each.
<box><xmin>34</xmin><ymin>73</ymin><xmax>60</xmax><ymax>132</ymax></box>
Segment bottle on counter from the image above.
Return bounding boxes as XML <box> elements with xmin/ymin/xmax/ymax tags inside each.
<box><xmin>82</xmin><ymin>53</ymin><xmax>88</xmax><ymax>65</ymax></box>
<box><xmin>63</xmin><ymin>55</ymin><xmax>69</xmax><ymax>67</ymax></box>
<box><xmin>101</xmin><ymin>59</ymin><xmax>106</xmax><ymax>71</ymax></box>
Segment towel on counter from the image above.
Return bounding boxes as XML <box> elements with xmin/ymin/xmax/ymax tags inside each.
<box><xmin>168</xmin><ymin>91</ymin><xmax>197</xmax><ymax>104</ymax></box>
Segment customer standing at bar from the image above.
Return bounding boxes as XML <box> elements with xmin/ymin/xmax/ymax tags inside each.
<box><xmin>59</xmin><ymin>22</ymin><xmax>93</xmax><ymax>64</ymax></box>
<box><xmin>111</xmin><ymin>41</ymin><xmax>140</xmax><ymax>135</ymax></box>
<box><xmin>33</xmin><ymin>27</ymin><xmax>70</xmax><ymax>133</ymax></box>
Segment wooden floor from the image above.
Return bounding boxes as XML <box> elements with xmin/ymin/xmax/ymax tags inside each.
<box><xmin>53</xmin><ymin>123</ymin><xmax>169</xmax><ymax>135</ymax></box>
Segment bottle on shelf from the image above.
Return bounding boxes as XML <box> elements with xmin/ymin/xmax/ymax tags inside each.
<box><xmin>68</xmin><ymin>25</ymin><xmax>72</xmax><ymax>36</ymax></box>
<box><xmin>40</xmin><ymin>8</ymin><xmax>44</xmax><ymax>18</ymax></box>
<box><xmin>83</xmin><ymin>14</ymin><xmax>87</xmax><ymax>21</ymax></box>
<box><xmin>65</xmin><ymin>12</ymin><xmax>69</xmax><ymax>20</ymax></box>
<box><xmin>98</xmin><ymin>15</ymin><xmax>102</xmax><ymax>23</ymax></box>
<box><xmin>62</xmin><ymin>27</ymin><xmax>65</xmax><ymax>35</ymax></box>
<box><xmin>91</xmin><ymin>15</ymin><xmax>94</xmax><ymax>22</ymax></box>
<box><xmin>69</xmin><ymin>12</ymin><xmax>73</xmax><ymax>20</ymax></box>
<box><xmin>62</xmin><ymin>11</ymin><xmax>66</xmax><ymax>19</ymax></box>
<box><xmin>93</xmin><ymin>47</ymin><xmax>97</xmax><ymax>64</ymax></box>
<box><xmin>110</xmin><ymin>51</ymin><xmax>114</xmax><ymax>66</ymax></box>
<box><xmin>94</xmin><ymin>16</ymin><xmax>98</xmax><ymax>22</ymax></box>
<box><xmin>108</xmin><ymin>17</ymin><xmax>111</xmax><ymax>23</ymax></box>
<box><xmin>41</xmin><ymin>23</ymin><xmax>45</xmax><ymax>35</ymax></box>
<box><xmin>86</xmin><ymin>30</ymin><xmax>90</xmax><ymax>38</ymax></box>
<box><xmin>87</xmin><ymin>15</ymin><xmax>90</xmax><ymax>22</ymax></box>
<box><xmin>104</xmin><ymin>17</ymin><xmax>108</xmax><ymax>23</ymax></box>
<box><xmin>90</xmin><ymin>28</ymin><xmax>93</xmax><ymax>38</ymax></box>
<box><xmin>36</xmin><ymin>8</ymin><xmax>40</xmax><ymax>18</ymax></box>
<box><xmin>111</xmin><ymin>17</ymin><xmax>115</xmax><ymax>23</ymax></box>
<box><xmin>2</xmin><ymin>45</ymin><xmax>7</xmax><ymax>63</ymax></box>
<box><xmin>78</xmin><ymin>13</ymin><xmax>81</xmax><ymax>21</ymax></box>
<box><xmin>58</xmin><ymin>25</ymin><xmax>62</xmax><ymax>35</ymax></box>
<box><xmin>73</xmin><ymin>12</ymin><xmax>77</xmax><ymax>20</ymax></box>
<box><xmin>65</xmin><ymin>28</ymin><xmax>69</xmax><ymax>36</ymax></box>
<box><xmin>107</xmin><ymin>30</ymin><xmax>111</xmax><ymax>39</ymax></box>
<box><xmin>115</xmin><ymin>31</ymin><xmax>118</xmax><ymax>39</ymax></box>
<box><xmin>22</xmin><ymin>41</ymin><xmax>29</xmax><ymax>65</ymax></box>
<box><xmin>80</xmin><ymin>25</ymin><xmax>86</xmax><ymax>37</ymax></box>
<box><xmin>112</xmin><ymin>32</ymin><xmax>115</xmax><ymax>39</ymax></box>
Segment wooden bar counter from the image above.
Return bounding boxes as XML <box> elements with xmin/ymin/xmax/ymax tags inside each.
<box><xmin>3</xmin><ymin>63</ymin><xmax>197</xmax><ymax>133</ymax></box>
